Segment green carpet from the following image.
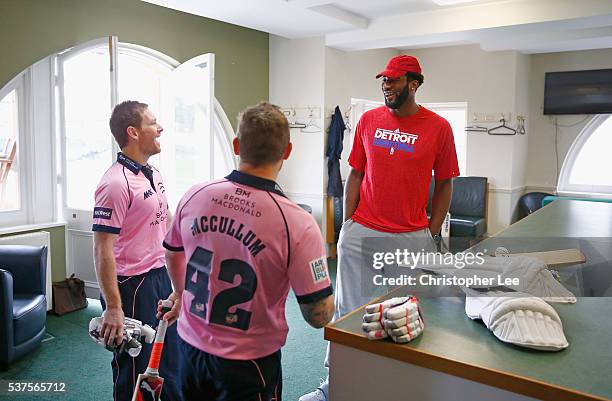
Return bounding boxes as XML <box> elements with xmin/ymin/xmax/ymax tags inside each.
<box><xmin>0</xmin><ymin>259</ymin><xmax>336</xmax><ymax>400</ymax></box>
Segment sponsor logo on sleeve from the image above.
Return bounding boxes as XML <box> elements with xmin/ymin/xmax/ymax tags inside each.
<box><xmin>310</xmin><ymin>257</ymin><xmax>328</xmax><ymax>284</ymax></box>
<box><xmin>93</xmin><ymin>207</ymin><xmax>113</xmax><ymax>220</ymax></box>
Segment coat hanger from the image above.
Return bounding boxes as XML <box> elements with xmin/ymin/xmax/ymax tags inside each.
<box><xmin>465</xmin><ymin>124</ymin><xmax>488</xmax><ymax>132</ymax></box>
<box><xmin>488</xmin><ymin>117</ymin><xmax>516</xmax><ymax>135</ymax></box>
<box><xmin>289</xmin><ymin>122</ymin><xmax>307</xmax><ymax>129</ymax></box>
<box><xmin>344</xmin><ymin>106</ymin><xmax>352</xmax><ymax>131</ymax></box>
<box><xmin>330</xmin><ymin>106</ymin><xmax>352</xmax><ymax>131</ymax></box>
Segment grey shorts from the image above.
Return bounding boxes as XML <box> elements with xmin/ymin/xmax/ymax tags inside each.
<box><xmin>333</xmin><ymin>219</ymin><xmax>436</xmax><ymax>320</ymax></box>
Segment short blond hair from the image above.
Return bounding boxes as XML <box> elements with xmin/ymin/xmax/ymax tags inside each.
<box><xmin>237</xmin><ymin>102</ymin><xmax>289</xmax><ymax>167</ymax></box>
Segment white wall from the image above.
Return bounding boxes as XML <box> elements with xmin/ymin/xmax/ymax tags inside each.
<box><xmin>324</xmin><ymin>47</ymin><xmax>397</xmax><ymax>111</ymax></box>
<box><xmin>269</xmin><ymin>35</ymin><xmax>327</xmax><ymax>230</ymax></box>
<box><xmin>407</xmin><ymin>45</ymin><xmax>529</xmax><ymax>233</ymax></box>
<box><xmin>526</xmin><ymin>48</ymin><xmax>612</xmax><ymax>191</ymax></box>
<box><xmin>324</xmin><ymin>47</ymin><xmax>398</xmax><ymax>178</ymax></box>
<box><xmin>271</xmin><ymin>41</ymin><xmax>612</xmax><ymax>237</ymax></box>
<box><xmin>510</xmin><ymin>53</ymin><xmax>531</xmax><ymax>222</ymax></box>
<box><xmin>270</xmin><ymin>35</ymin><xmax>398</xmax><ymax>238</ymax></box>
<box><xmin>408</xmin><ymin>46</ymin><xmax>520</xmax><ymax>184</ymax></box>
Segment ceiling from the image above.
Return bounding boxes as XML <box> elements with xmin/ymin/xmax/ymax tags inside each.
<box><xmin>142</xmin><ymin>0</ymin><xmax>612</xmax><ymax>54</ymax></box>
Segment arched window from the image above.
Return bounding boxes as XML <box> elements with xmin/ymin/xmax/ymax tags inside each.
<box><xmin>53</xmin><ymin>39</ymin><xmax>237</xmax><ymax>284</ymax></box>
<box><xmin>558</xmin><ymin>115</ymin><xmax>612</xmax><ymax>197</ymax></box>
<box><xmin>57</xmin><ymin>39</ymin><xmax>236</xmax><ymax>213</ymax></box>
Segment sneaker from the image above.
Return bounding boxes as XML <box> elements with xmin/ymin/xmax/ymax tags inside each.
<box><xmin>299</xmin><ymin>378</ymin><xmax>328</xmax><ymax>401</ymax></box>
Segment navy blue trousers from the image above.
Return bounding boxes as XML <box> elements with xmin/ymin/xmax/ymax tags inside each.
<box><xmin>179</xmin><ymin>338</ymin><xmax>282</xmax><ymax>401</ymax></box>
<box><xmin>101</xmin><ymin>266</ymin><xmax>182</xmax><ymax>401</ymax></box>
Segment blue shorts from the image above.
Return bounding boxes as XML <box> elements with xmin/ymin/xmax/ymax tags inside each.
<box><xmin>101</xmin><ymin>266</ymin><xmax>182</xmax><ymax>401</ymax></box>
<box><xmin>178</xmin><ymin>337</ymin><xmax>282</xmax><ymax>401</ymax></box>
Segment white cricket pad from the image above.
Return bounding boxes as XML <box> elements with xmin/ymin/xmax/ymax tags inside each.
<box><xmin>465</xmin><ymin>292</ymin><xmax>569</xmax><ymax>351</ymax></box>
<box><xmin>417</xmin><ymin>255</ymin><xmax>576</xmax><ymax>303</ymax></box>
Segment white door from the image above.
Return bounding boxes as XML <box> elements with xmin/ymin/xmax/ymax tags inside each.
<box><xmin>159</xmin><ymin>53</ymin><xmax>215</xmax><ymax>210</ymax></box>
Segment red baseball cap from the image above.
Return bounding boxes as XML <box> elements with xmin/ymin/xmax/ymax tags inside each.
<box><xmin>376</xmin><ymin>55</ymin><xmax>422</xmax><ymax>79</ymax></box>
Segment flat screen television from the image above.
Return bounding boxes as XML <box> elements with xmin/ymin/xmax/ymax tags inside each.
<box><xmin>543</xmin><ymin>69</ymin><xmax>612</xmax><ymax>115</ymax></box>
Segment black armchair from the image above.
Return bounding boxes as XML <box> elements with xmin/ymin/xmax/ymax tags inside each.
<box><xmin>427</xmin><ymin>176</ymin><xmax>488</xmax><ymax>238</ymax></box>
<box><xmin>427</xmin><ymin>176</ymin><xmax>488</xmax><ymax>251</ymax></box>
<box><xmin>0</xmin><ymin>245</ymin><xmax>48</xmax><ymax>368</ymax></box>
<box><xmin>448</xmin><ymin>177</ymin><xmax>488</xmax><ymax>239</ymax></box>
<box><xmin>518</xmin><ymin>192</ymin><xmax>552</xmax><ymax>219</ymax></box>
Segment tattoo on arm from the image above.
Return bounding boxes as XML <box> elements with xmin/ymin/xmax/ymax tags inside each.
<box><xmin>300</xmin><ymin>296</ymin><xmax>334</xmax><ymax>329</ymax></box>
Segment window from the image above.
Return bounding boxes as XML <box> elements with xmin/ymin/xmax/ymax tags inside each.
<box><xmin>61</xmin><ymin>45</ymin><xmax>113</xmax><ymax>211</ymax></box>
<box><xmin>57</xmin><ymin>40</ymin><xmax>236</xmax><ymax>213</ymax></box>
<box><xmin>117</xmin><ymin>46</ymin><xmax>169</xmax><ymax>114</ymax></box>
<box><xmin>0</xmin><ymin>89</ymin><xmax>19</xmax><ymax>211</ymax></box>
<box><xmin>0</xmin><ymin>74</ymin><xmax>27</xmax><ymax>223</ymax></box>
<box><xmin>558</xmin><ymin>115</ymin><xmax>612</xmax><ymax>196</ymax></box>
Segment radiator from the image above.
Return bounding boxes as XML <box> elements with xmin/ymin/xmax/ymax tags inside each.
<box><xmin>0</xmin><ymin>231</ymin><xmax>53</xmax><ymax>311</ymax></box>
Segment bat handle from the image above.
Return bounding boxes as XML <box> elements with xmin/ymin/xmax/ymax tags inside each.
<box><xmin>160</xmin><ymin>299</ymin><xmax>173</xmax><ymax>315</ymax></box>
<box><xmin>155</xmin><ymin>300</ymin><xmax>173</xmax><ymax>341</ymax></box>
<box><xmin>147</xmin><ymin>299</ymin><xmax>173</xmax><ymax>372</ymax></box>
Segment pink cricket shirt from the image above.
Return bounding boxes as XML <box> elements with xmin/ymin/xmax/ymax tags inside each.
<box><xmin>92</xmin><ymin>153</ymin><xmax>169</xmax><ymax>276</ymax></box>
<box><xmin>164</xmin><ymin>171</ymin><xmax>332</xmax><ymax>360</ymax></box>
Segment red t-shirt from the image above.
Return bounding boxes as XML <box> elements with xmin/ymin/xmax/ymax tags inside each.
<box><xmin>348</xmin><ymin>105</ymin><xmax>459</xmax><ymax>233</ymax></box>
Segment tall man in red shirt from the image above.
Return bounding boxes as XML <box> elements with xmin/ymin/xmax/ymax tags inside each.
<box><xmin>301</xmin><ymin>55</ymin><xmax>459</xmax><ymax>401</ymax></box>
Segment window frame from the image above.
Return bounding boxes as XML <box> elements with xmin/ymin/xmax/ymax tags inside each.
<box><xmin>54</xmin><ymin>40</ymin><xmax>237</xmax><ymax>214</ymax></box>
<box><xmin>558</xmin><ymin>114</ymin><xmax>612</xmax><ymax>197</ymax></box>
<box><xmin>55</xmin><ymin>37</ymin><xmax>116</xmax><ymax>213</ymax></box>
<box><xmin>117</xmin><ymin>43</ymin><xmax>237</xmax><ymax>157</ymax></box>
<box><xmin>0</xmin><ymin>71</ymin><xmax>32</xmax><ymax>225</ymax></box>
<box><xmin>118</xmin><ymin>44</ymin><xmax>238</xmax><ymax>182</ymax></box>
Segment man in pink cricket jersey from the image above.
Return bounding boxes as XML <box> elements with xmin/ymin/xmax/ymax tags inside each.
<box><xmin>160</xmin><ymin>102</ymin><xmax>335</xmax><ymax>401</ymax></box>
<box><xmin>92</xmin><ymin>101</ymin><xmax>182</xmax><ymax>401</ymax></box>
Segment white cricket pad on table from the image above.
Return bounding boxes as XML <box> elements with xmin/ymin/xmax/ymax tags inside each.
<box><xmin>465</xmin><ymin>291</ymin><xmax>569</xmax><ymax>351</ymax></box>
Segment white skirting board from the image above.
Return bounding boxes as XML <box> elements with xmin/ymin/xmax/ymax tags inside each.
<box><xmin>0</xmin><ymin>231</ymin><xmax>53</xmax><ymax>311</ymax></box>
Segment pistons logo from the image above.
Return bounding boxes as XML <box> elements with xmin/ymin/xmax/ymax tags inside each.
<box><xmin>373</xmin><ymin>128</ymin><xmax>418</xmax><ymax>154</ymax></box>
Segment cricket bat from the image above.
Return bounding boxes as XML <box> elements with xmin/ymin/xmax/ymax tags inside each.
<box><xmin>131</xmin><ymin>300</ymin><xmax>173</xmax><ymax>401</ymax></box>
<box><xmin>494</xmin><ymin>248</ymin><xmax>587</xmax><ymax>268</ymax></box>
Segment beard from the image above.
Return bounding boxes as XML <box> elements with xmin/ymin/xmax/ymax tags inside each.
<box><xmin>384</xmin><ymin>85</ymin><xmax>410</xmax><ymax>110</ymax></box>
